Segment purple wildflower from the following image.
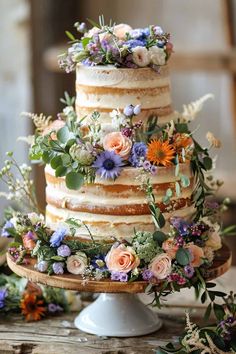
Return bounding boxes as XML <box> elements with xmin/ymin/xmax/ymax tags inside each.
<box><xmin>142</xmin><ymin>269</ymin><xmax>154</xmax><ymax>281</ymax></box>
<box><xmin>1</xmin><ymin>220</ymin><xmax>14</xmax><ymax>237</ymax></box>
<box><xmin>123</xmin><ymin>104</ymin><xmax>134</xmax><ymax>116</ymax></box>
<box><xmin>50</xmin><ymin>227</ymin><xmax>67</xmax><ymax>247</ymax></box>
<box><xmin>177</xmin><ymin>277</ymin><xmax>187</xmax><ymax>285</ymax></box>
<box><xmin>0</xmin><ymin>289</ymin><xmax>7</xmax><ymax>309</ymax></box>
<box><xmin>142</xmin><ymin>160</ymin><xmax>151</xmax><ymax>170</ymax></box>
<box><xmin>176</xmin><ymin>236</ymin><xmax>184</xmax><ymax>247</ymax></box>
<box><xmin>111</xmin><ymin>271</ymin><xmax>121</xmax><ymax>281</ymax></box>
<box><xmin>91</xmin><ymin>255</ymin><xmax>107</xmax><ymax>271</ymax></box>
<box><xmin>93</xmin><ymin>150</ymin><xmax>123</xmax><ymax>179</ymax></box>
<box><xmin>204</xmin><ymin>200</ymin><xmax>219</xmax><ymax>209</ymax></box>
<box><xmin>57</xmin><ymin>244</ymin><xmax>71</xmax><ymax>257</ymax></box>
<box><xmin>37</xmin><ymin>261</ymin><xmax>48</xmax><ymax>273</ymax></box>
<box><xmin>184</xmin><ymin>265</ymin><xmax>195</xmax><ymax>278</ymax></box>
<box><xmin>150</xmin><ymin>165</ymin><xmax>158</xmax><ymax>175</ymax></box>
<box><xmin>52</xmin><ymin>262</ymin><xmax>64</xmax><ymax>275</ymax></box>
<box><xmin>170</xmin><ymin>217</ymin><xmax>190</xmax><ymax>236</ymax></box>
<box><xmin>129</xmin><ymin>142</ymin><xmax>147</xmax><ymax>167</ymax></box>
<box><xmin>48</xmin><ymin>303</ymin><xmax>63</xmax><ymax>313</ymax></box>
<box><xmin>153</xmin><ymin>26</ymin><xmax>164</xmax><ymax>35</ymax></box>
<box><xmin>121</xmin><ymin>127</ymin><xmax>133</xmax><ymax>138</ymax></box>
<box><xmin>125</xmin><ymin>39</ymin><xmax>146</xmax><ymax>48</ymax></box>
<box><xmin>119</xmin><ymin>273</ymin><xmax>128</xmax><ymax>282</ymax></box>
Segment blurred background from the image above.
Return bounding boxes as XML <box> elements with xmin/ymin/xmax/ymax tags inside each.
<box><xmin>1</xmin><ymin>0</ymin><xmax>236</xmax><ymax>256</ymax></box>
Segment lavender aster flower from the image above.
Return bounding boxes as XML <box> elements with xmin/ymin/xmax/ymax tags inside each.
<box><xmin>129</xmin><ymin>142</ymin><xmax>147</xmax><ymax>167</ymax></box>
<box><xmin>50</xmin><ymin>227</ymin><xmax>67</xmax><ymax>247</ymax></box>
<box><xmin>1</xmin><ymin>220</ymin><xmax>14</xmax><ymax>237</ymax></box>
<box><xmin>57</xmin><ymin>244</ymin><xmax>71</xmax><ymax>257</ymax></box>
<box><xmin>150</xmin><ymin>165</ymin><xmax>158</xmax><ymax>175</ymax></box>
<box><xmin>119</xmin><ymin>272</ymin><xmax>128</xmax><ymax>282</ymax></box>
<box><xmin>48</xmin><ymin>303</ymin><xmax>63</xmax><ymax>313</ymax></box>
<box><xmin>142</xmin><ymin>269</ymin><xmax>154</xmax><ymax>281</ymax></box>
<box><xmin>37</xmin><ymin>261</ymin><xmax>48</xmax><ymax>273</ymax></box>
<box><xmin>125</xmin><ymin>39</ymin><xmax>146</xmax><ymax>48</ymax></box>
<box><xmin>52</xmin><ymin>262</ymin><xmax>64</xmax><ymax>275</ymax></box>
<box><xmin>142</xmin><ymin>160</ymin><xmax>151</xmax><ymax>170</ymax></box>
<box><xmin>0</xmin><ymin>289</ymin><xmax>7</xmax><ymax>308</ymax></box>
<box><xmin>184</xmin><ymin>265</ymin><xmax>195</xmax><ymax>278</ymax></box>
<box><xmin>93</xmin><ymin>150</ymin><xmax>123</xmax><ymax>179</ymax></box>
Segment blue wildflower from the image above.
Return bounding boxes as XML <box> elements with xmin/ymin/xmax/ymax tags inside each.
<box><xmin>170</xmin><ymin>217</ymin><xmax>191</xmax><ymax>236</ymax></box>
<box><xmin>0</xmin><ymin>289</ymin><xmax>7</xmax><ymax>309</ymax></box>
<box><xmin>142</xmin><ymin>269</ymin><xmax>154</xmax><ymax>281</ymax></box>
<box><xmin>129</xmin><ymin>142</ymin><xmax>147</xmax><ymax>167</ymax></box>
<box><xmin>1</xmin><ymin>220</ymin><xmax>14</xmax><ymax>237</ymax></box>
<box><xmin>50</xmin><ymin>227</ymin><xmax>67</xmax><ymax>247</ymax></box>
<box><xmin>123</xmin><ymin>104</ymin><xmax>134</xmax><ymax>116</ymax></box>
<box><xmin>184</xmin><ymin>265</ymin><xmax>195</xmax><ymax>278</ymax></box>
<box><xmin>91</xmin><ymin>255</ymin><xmax>107</xmax><ymax>271</ymax></box>
<box><xmin>52</xmin><ymin>262</ymin><xmax>64</xmax><ymax>275</ymax></box>
<box><xmin>57</xmin><ymin>244</ymin><xmax>71</xmax><ymax>257</ymax></box>
<box><xmin>124</xmin><ymin>39</ymin><xmax>146</xmax><ymax>49</ymax></box>
<box><xmin>93</xmin><ymin>150</ymin><xmax>123</xmax><ymax>179</ymax></box>
<box><xmin>37</xmin><ymin>261</ymin><xmax>48</xmax><ymax>273</ymax></box>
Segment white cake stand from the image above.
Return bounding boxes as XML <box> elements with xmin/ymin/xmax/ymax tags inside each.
<box><xmin>6</xmin><ymin>244</ymin><xmax>231</xmax><ymax>337</ymax></box>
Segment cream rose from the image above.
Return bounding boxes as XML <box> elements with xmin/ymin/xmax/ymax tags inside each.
<box><xmin>162</xmin><ymin>239</ymin><xmax>179</xmax><ymax>259</ymax></box>
<box><xmin>132</xmin><ymin>46</ymin><xmax>150</xmax><ymax>67</ymax></box>
<box><xmin>205</xmin><ymin>230</ymin><xmax>222</xmax><ymax>251</ymax></box>
<box><xmin>149</xmin><ymin>46</ymin><xmax>166</xmax><ymax>66</ymax></box>
<box><xmin>114</xmin><ymin>24</ymin><xmax>132</xmax><ymax>39</ymax></box>
<box><xmin>66</xmin><ymin>252</ymin><xmax>88</xmax><ymax>275</ymax></box>
<box><xmin>103</xmin><ymin>132</ymin><xmax>132</xmax><ymax>159</ymax></box>
<box><xmin>105</xmin><ymin>244</ymin><xmax>140</xmax><ymax>273</ymax></box>
<box><xmin>149</xmin><ymin>253</ymin><xmax>172</xmax><ymax>280</ymax></box>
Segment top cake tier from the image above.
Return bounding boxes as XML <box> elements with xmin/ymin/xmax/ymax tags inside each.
<box><xmin>75</xmin><ymin>65</ymin><xmax>176</xmax><ymax>131</ymax></box>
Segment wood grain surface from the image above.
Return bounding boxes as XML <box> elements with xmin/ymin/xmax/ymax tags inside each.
<box><xmin>7</xmin><ymin>243</ymin><xmax>232</xmax><ymax>294</ymax></box>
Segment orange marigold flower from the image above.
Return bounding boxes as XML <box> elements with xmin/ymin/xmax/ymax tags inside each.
<box><xmin>147</xmin><ymin>139</ymin><xmax>175</xmax><ymax>166</ymax></box>
<box><xmin>21</xmin><ymin>293</ymin><xmax>46</xmax><ymax>321</ymax></box>
<box><xmin>173</xmin><ymin>133</ymin><xmax>193</xmax><ymax>161</ymax></box>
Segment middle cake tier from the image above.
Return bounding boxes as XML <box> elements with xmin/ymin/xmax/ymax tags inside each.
<box><xmin>45</xmin><ymin>162</ymin><xmax>194</xmax><ymax>241</ymax></box>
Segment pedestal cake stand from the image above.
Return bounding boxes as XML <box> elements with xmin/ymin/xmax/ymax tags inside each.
<box><xmin>7</xmin><ymin>244</ymin><xmax>232</xmax><ymax>337</ymax></box>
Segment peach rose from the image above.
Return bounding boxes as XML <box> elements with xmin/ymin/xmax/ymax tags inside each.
<box><xmin>114</xmin><ymin>24</ymin><xmax>132</xmax><ymax>39</ymax></box>
<box><xmin>187</xmin><ymin>244</ymin><xmax>204</xmax><ymax>268</ymax></box>
<box><xmin>149</xmin><ymin>253</ymin><xmax>172</xmax><ymax>280</ymax></box>
<box><xmin>42</xmin><ymin>119</ymin><xmax>65</xmax><ymax>140</ymax></box>
<box><xmin>105</xmin><ymin>244</ymin><xmax>140</xmax><ymax>273</ymax></box>
<box><xmin>205</xmin><ymin>231</ymin><xmax>222</xmax><ymax>251</ymax></box>
<box><xmin>22</xmin><ymin>231</ymin><xmax>36</xmax><ymax>251</ymax></box>
<box><xmin>162</xmin><ymin>239</ymin><xmax>179</xmax><ymax>259</ymax></box>
<box><xmin>103</xmin><ymin>132</ymin><xmax>132</xmax><ymax>159</ymax></box>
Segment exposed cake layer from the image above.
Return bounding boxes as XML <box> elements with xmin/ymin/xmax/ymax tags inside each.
<box><xmin>45</xmin><ymin>163</ymin><xmax>194</xmax><ymax>240</ymax></box>
<box><xmin>75</xmin><ymin>65</ymin><xmax>176</xmax><ymax>131</ymax></box>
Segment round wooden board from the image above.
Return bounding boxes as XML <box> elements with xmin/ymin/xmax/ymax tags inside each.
<box><xmin>7</xmin><ymin>243</ymin><xmax>232</xmax><ymax>294</ymax></box>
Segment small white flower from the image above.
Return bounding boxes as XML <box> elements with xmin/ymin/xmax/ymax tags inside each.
<box><xmin>132</xmin><ymin>46</ymin><xmax>151</xmax><ymax>67</ymax></box>
<box><xmin>110</xmin><ymin>109</ymin><xmax>127</xmax><ymax>130</ymax></box>
<box><xmin>28</xmin><ymin>212</ymin><xmax>44</xmax><ymax>225</ymax></box>
<box><xmin>149</xmin><ymin>46</ymin><xmax>166</xmax><ymax>66</ymax></box>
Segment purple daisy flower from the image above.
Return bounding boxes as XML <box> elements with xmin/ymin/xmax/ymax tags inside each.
<box><xmin>93</xmin><ymin>150</ymin><xmax>123</xmax><ymax>179</ymax></box>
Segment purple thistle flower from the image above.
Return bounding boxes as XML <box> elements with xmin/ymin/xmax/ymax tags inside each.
<box><xmin>0</xmin><ymin>289</ymin><xmax>7</xmax><ymax>309</ymax></box>
<box><xmin>57</xmin><ymin>244</ymin><xmax>71</xmax><ymax>257</ymax></box>
<box><xmin>50</xmin><ymin>227</ymin><xmax>67</xmax><ymax>247</ymax></box>
<box><xmin>142</xmin><ymin>269</ymin><xmax>154</xmax><ymax>281</ymax></box>
<box><xmin>123</xmin><ymin>104</ymin><xmax>134</xmax><ymax>116</ymax></box>
<box><xmin>1</xmin><ymin>220</ymin><xmax>14</xmax><ymax>237</ymax></box>
<box><xmin>93</xmin><ymin>150</ymin><xmax>123</xmax><ymax>179</ymax></box>
<box><xmin>129</xmin><ymin>142</ymin><xmax>147</xmax><ymax>167</ymax></box>
<box><xmin>52</xmin><ymin>262</ymin><xmax>64</xmax><ymax>275</ymax></box>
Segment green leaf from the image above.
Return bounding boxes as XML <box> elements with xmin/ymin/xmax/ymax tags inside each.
<box><xmin>201</xmin><ymin>291</ymin><xmax>207</xmax><ymax>304</ymax></box>
<box><xmin>57</xmin><ymin>126</ymin><xmax>71</xmax><ymax>143</ymax></box>
<box><xmin>175</xmin><ymin>163</ymin><xmax>180</xmax><ymax>177</ymax></box>
<box><xmin>204</xmin><ymin>303</ymin><xmax>212</xmax><ymax>321</ymax></box>
<box><xmin>51</xmin><ymin>256</ymin><xmax>65</xmax><ymax>261</ymax></box>
<box><xmin>65</xmin><ymin>30</ymin><xmax>76</xmax><ymax>41</ymax></box>
<box><xmin>176</xmin><ymin>248</ymin><xmax>191</xmax><ymax>266</ymax></box>
<box><xmin>166</xmin><ymin>188</ymin><xmax>173</xmax><ymax>198</ymax></box>
<box><xmin>153</xmin><ymin>231</ymin><xmax>168</xmax><ymax>246</ymax></box>
<box><xmin>180</xmin><ymin>175</ymin><xmax>190</xmax><ymax>188</ymax></box>
<box><xmin>175</xmin><ymin>182</ymin><xmax>181</xmax><ymax>197</ymax></box>
<box><xmin>203</xmin><ymin>156</ymin><xmax>212</xmax><ymax>170</ymax></box>
<box><xmin>157</xmin><ymin>211</ymin><xmax>166</xmax><ymax>229</ymax></box>
<box><xmin>82</xmin><ymin>37</ymin><xmax>90</xmax><ymax>48</ymax></box>
<box><xmin>206</xmin><ymin>282</ymin><xmax>216</xmax><ymax>288</ymax></box>
<box><xmin>50</xmin><ymin>155</ymin><xmax>62</xmax><ymax>169</ymax></box>
<box><xmin>213</xmin><ymin>303</ymin><xmax>225</xmax><ymax>320</ymax></box>
<box><xmin>42</xmin><ymin>150</ymin><xmax>53</xmax><ymax>163</ymax></box>
<box><xmin>65</xmin><ymin>172</ymin><xmax>84</xmax><ymax>190</ymax></box>
<box><xmin>61</xmin><ymin>153</ymin><xmax>71</xmax><ymax>166</ymax></box>
<box><xmin>55</xmin><ymin>165</ymin><xmax>67</xmax><ymax>177</ymax></box>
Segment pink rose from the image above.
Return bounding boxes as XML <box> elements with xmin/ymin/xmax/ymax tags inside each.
<box><xmin>103</xmin><ymin>132</ymin><xmax>132</xmax><ymax>159</ymax></box>
<box><xmin>186</xmin><ymin>244</ymin><xmax>204</xmax><ymax>268</ymax></box>
<box><xmin>205</xmin><ymin>231</ymin><xmax>222</xmax><ymax>251</ymax></box>
<box><xmin>105</xmin><ymin>244</ymin><xmax>140</xmax><ymax>273</ymax></box>
<box><xmin>162</xmin><ymin>239</ymin><xmax>179</xmax><ymax>259</ymax></box>
<box><xmin>114</xmin><ymin>24</ymin><xmax>132</xmax><ymax>39</ymax></box>
<box><xmin>149</xmin><ymin>253</ymin><xmax>172</xmax><ymax>280</ymax></box>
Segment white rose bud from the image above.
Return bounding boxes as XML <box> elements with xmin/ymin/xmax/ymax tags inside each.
<box><xmin>66</xmin><ymin>252</ymin><xmax>88</xmax><ymax>275</ymax></box>
<box><xmin>149</xmin><ymin>46</ymin><xmax>166</xmax><ymax>66</ymax></box>
<box><xmin>132</xmin><ymin>46</ymin><xmax>151</xmax><ymax>67</ymax></box>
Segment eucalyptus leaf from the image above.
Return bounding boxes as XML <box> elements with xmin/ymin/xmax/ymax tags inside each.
<box><xmin>175</xmin><ymin>182</ymin><xmax>181</xmax><ymax>197</ymax></box>
<box><xmin>66</xmin><ymin>171</ymin><xmax>84</xmax><ymax>190</ymax></box>
<box><xmin>55</xmin><ymin>165</ymin><xmax>67</xmax><ymax>177</ymax></box>
<box><xmin>50</xmin><ymin>155</ymin><xmax>62</xmax><ymax>169</ymax></box>
<box><xmin>176</xmin><ymin>248</ymin><xmax>191</xmax><ymax>266</ymax></box>
<box><xmin>203</xmin><ymin>156</ymin><xmax>212</xmax><ymax>171</ymax></box>
<box><xmin>153</xmin><ymin>231</ymin><xmax>168</xmax><ymax>246</ymax></box>
<box><xmin>57</xmin><ymin>126</ymin><xmax>71</xmax><ymax>144</ymax></box>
